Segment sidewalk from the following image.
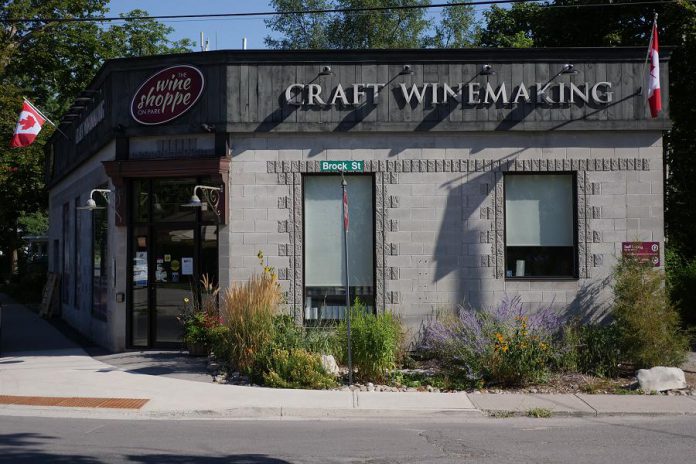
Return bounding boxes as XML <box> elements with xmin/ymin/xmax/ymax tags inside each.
<box><xmin>1</xmin><ymin>294</ymin><xmax>695</xmax><ymax>420</ymax></box>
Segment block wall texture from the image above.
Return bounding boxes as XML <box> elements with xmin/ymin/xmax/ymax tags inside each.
<box><xmin>48</xmin><ymin>141</ymin><xmax>127</xmax><ymax>352</ymax></box>
<box><xmin>227</xmin><ymin>131</ymin><xmax>664</xmax><ymax>333</ymax></box>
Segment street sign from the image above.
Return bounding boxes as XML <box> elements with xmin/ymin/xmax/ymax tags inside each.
<box><xmin>319</xmin><ymin>160</ymin><xmax>364</xmax><ymax>173</ymax></box>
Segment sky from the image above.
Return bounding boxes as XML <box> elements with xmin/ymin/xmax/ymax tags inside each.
<box><xmin>105</xmin><ymin>0</ymin><xmax>459</xmax><ymax>51</ymax></box>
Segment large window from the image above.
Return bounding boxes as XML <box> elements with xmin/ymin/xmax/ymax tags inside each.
<box><xmin>505</xmin><ymin>174</ymin><xmax>576</xmax><ymax>278</ymax></box>
<box><xmin>304</xmin><ymin>175</ymin><xmax>374</xmax><ymax>321</ymax></box>
<box><xmin>62</xmin><ymin>202</ymin><xmax>70</xmax><ymax>304</ymax></box>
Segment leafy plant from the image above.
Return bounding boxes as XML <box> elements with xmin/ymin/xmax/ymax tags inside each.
<box><xmin>420</xmin><ymin>295</ymin><xmax>561</xmax><ymax>387</ymax></box>
<box><xmin>527</xmin><ymin>408</ymin><xmax>552</xmax><ymax>418</ymax></box>
<box><xmin>262</xmin><ymin>348</ymin><xmax>336</xmax><ymax>389</ymax></box>
<box><xmin>666</xmin><ymin>248</ymin><xmax>696</xmax><ymax>329</ymax></box>
<box><xmin>612</xmin><ymin>257</ymin><xmax>688</xmax><ymax>369</ymax></box>
<box><xmin>178</xmin><ymin>275</ymin><xmax>221</xmax><ymax>351</ymax></box>
<box><xmin>337</xmin><ymin>299</ymin><xmax>404</xmax><ymax>382</ymax></box>
<box><xmin>557</xmin><ymin>323</ymin><xmax>621</xmax><ymax>378</ymax></box>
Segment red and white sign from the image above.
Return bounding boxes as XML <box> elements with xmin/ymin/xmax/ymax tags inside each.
<box><xmin>647</xmin><ymin>20</ymin><xmax>661</xmax><ymax>118</ymax></box>
<box><xmin>131</xmin><ymin>65</ymin><xmax>205</xmax><ymax>125</ymax></box>
<box><xmin>343</xmin><ymin>189</ymin><xmax>349</xmax><ymax>231</ymax></box>
<box><xmin>622</xmin><ymin>241</ymin><xmax>660</xmax><ymax>267</ymax></box>
<box><xmin>10</xmin><ymin>100</ymin><xmax>46</xmax><ymax>148</ymax></box>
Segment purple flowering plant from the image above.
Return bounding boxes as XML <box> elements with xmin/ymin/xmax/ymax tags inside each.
<box><xmin>420</xmin><ymin>295</ymin><xmax>563</xmax><ymax>386</ymax></box>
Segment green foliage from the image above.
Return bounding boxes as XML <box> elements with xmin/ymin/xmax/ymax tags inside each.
<box><xmin>477</xmin><ymin>4</ymin><xmax>540</xmax><ymax>47</ymax></box>
<box><xmin>262</xmin><ymin>348</ymin><xmax>337</xmax><ymax>389</ymax></box>
<box><xmin>208</xmin><ymin>325</ymin><xmax>233</xmax><ymax>362</ymax></box>
<box><xmin>613</xmin><ymin>257</ymin><xmax>688</xmax><ymax>369</ymax></box>
<box><xmin>666</xmin><ymin>246</ymin><xmax>696</xmax><ymax>330</ymax></box>
<box><xmin>0</xmin><ymin>1</ymin><xmax>194</xmax><ymax>277</ymax></box>
<box><xmin>527</xmin><ymin>408</ymin><xmax>552</xmax><ymax>418</ymax></box>
<box><xmin>487</xmin><ymin>316</ymin><xmax>552</xmax><ymax>387</ymax></box>
<box><xmin>265</xmin><ymin>0</ymin><xmax>476</xmax><ymax>49</ymax></box>
<box><xmin>427</xmin><ymin>0</ymin><xmax>477</xmax><ymax>48</ymax></box>
<box><xmin>557</xmin><ymin>323</ymin><xmax>621</xmax><ymax>378</ymax></box>
<box><xmin>337</xmin><ymin>299</ymin><xmax>404</xmax><ymax>382</ymax></box>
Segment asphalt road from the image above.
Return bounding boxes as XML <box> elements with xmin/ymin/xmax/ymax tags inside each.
<box><xmin>1</xmin><ymin>414</ymin><xmax>695</xmax><ymax>464</ymax></box>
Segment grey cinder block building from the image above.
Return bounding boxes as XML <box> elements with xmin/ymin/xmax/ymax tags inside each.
<box><xmin>46</xmin><ymin>48</ymin><xmax>669</xmax><ymax>351</ymax></box>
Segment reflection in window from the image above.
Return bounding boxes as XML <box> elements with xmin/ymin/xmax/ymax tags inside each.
<box><xmin>505</xmin><ymin>174</ymin><xmax>576</xmax><ymax>278</ymax></box>
<box><xmin>304</xmin><ymin>175</ymin><xmax>374</xmax><ymax>322</ymax></box>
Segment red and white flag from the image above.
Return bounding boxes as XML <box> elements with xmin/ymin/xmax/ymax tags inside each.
<box><xmin>647</xmin><ymin>19</ymin><xmax>661</xmax><ymax>118</ymax></box>
<box><xmin>343</xmin><ymin>189</ymin><xmax>349</xmax><ymax>231</ymax></box>
<box><xmin>10</xmin><ymin>99</ymin><xmax>47</xmax><ymax>148</ymax></box>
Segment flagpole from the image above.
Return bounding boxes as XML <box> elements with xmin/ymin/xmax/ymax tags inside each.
<box><xmin>640</xmin><ymin>13</ymin><xmax>658</xmax><ymax>97</ymax></box>
<box><xmin>23</xmin><ymin>98</ymin><xmax>71</xmax><ymax>141</ymax></box>
<box><xmin>340</xmin><ymin>168</ymin><xmax>353</xmax><ymax>386</ymax></box>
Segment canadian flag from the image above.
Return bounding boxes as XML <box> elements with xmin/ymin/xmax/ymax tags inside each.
<box><xmin>647</xmin><ymin>20</ymin><xmax>661</xmax><ymax>118</ymax></box>
<box><xmin>343</xmin><ymin>189</ymin><xmax>349</xmax><ymax>231</ymax></box>
<box><xmin>10</xmin><ymin>99</ymin><xmax>46</xmax><ymax>148</ymax></box>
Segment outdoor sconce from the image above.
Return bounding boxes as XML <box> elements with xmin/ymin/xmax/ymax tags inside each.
<box><xmin>182</xmin><ymin>184</ymin><xmax>224</xmax><ymax>221</ymax></box>
<box><xmin>318</xmin><ymin>65</ymin><xmax>333</xmax><ymax>76</ymax></box>
<box><xmin>561</xmin><ymin>63</ymin><xmax>577</xmax><ymax>74</ymax></box>
<box><xmin>399</xmin><ymin>65</ymin><xmax>414</xmax><ymax>76</ymax></box>
<box><xmin>480</xmin><ymin>64</ymin><xmax>496</xmax><ymax>75</ymax></box>
<box><xmin>77</xmin><ymin>189</ymin><xmax>112</xmax><ymax>211</ymax></box>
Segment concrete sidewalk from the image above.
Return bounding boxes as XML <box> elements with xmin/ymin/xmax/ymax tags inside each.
<box><xmin>1</xmin><ymin>294</ymin><xmax>695</xmax><ymax>420</ymax></box>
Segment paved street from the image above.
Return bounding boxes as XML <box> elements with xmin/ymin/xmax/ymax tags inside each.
<box><xmin>2</xmin><ymin>415</ymin><xmax>696</xmax><ymax>464</ymax></box>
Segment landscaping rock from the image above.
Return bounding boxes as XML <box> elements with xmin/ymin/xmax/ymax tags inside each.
<box><xmin>367</xmin><ymin>382</ymin><xmax>375</xmax><ymax>392</ymax></box>
<box><xmin>320</xmin><ymin>355</ymin><xmax>340</xmax><ymax>377</ymax></box>
<box><xmin>637</xmin><ymin>366</ymin><xmax>687</xmax><ymax>392</ymax></box>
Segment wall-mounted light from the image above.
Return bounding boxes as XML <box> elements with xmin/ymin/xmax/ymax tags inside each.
<box><xmin>201</xmin><ymin>123</ymin><xmax>215</xmax><ymax>133</ymax></box>
<box><xmin>318</xmin><ymin>65</ymin><xmax>333</xmax><ymax>76</ymax></box>
<box><xmin>182</xmin><ymin>185</ymin><xmax>223</xmax><ymax>220</ymax></box>
<box><xmin>399</xmin><ymin>65</ymin><xmax>414</xmax><ymax>75</ymax></box>
<box><xmin>480</xmin><ymin>64</ymin><xmax>496</xmax><ymax>75</ymax></box>
<box><xmin>561</xmin><ymin>63</ymin><xmax>577</xmax><ymax>74</ymax></box>
<box><xmin>77</xmin><ymin>189</ymin><xmax>111</xmax><ymax>211</ymax></box>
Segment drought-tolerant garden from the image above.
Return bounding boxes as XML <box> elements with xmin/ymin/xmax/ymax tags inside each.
<box><xmin>181</xmin><ymin>251</ymin><xmax>694</xmax><ymax>395</ymax></box>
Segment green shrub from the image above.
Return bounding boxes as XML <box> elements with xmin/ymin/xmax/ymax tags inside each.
<box><xmin>487</xmin><ymin>315</ymin><xmax>553</xmax><ymax>386</ymax></box>
<box><xmin>262</xmin><ymin>348</ymin><xmax>337</xmax><ymax>389</ymax></box>
<box><xmin>666</xmin><ymin>248</ymin><xmax>696</xmax><ymax>329</ymax></box>
<box><xmin>337</xmin><ymin>300</ymin><xmax>404</xmax><ymax>382</ymax></box>
<box><xmin>557</xmin><ymin>323</ymin><xmax>621</xmax><ymax>377</ymax></box>
<box><xmin>421</xmin><ymin>296</ymin><xmax>560</xmax><ymax>387</ymax></box>
<box><xmin>208</xmin><ymin>325</ymin><xmax>233</xmax><ymax>361</ymax></box>
<box><xmin>613</xmin><ymin>257</ymin><xmax>688</xmax><ymax>369</ymax></box>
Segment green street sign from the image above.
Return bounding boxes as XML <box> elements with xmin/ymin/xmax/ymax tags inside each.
<box><xmin>319</xmin><ymin>160</ymin><xmax>364</xmax><ymax>173</ymax></box>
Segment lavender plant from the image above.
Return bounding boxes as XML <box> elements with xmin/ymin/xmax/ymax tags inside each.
<box><xmin>421</xmin><ymin>295</ymin><xmax>562</xmax><ymax>386</ymax></box>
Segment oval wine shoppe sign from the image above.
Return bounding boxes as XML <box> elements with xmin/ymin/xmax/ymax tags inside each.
<box><xmin>131</xmin><ymin>65</ymin><xmax>205</xmax><ymax>125</ymax></box>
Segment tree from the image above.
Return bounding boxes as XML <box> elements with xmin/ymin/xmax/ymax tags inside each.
<box><xmin>0</xmin><ymin>1</ymin><xmax>193</xmax><ymax>278</ymax></box>
<box><xmin>426</xmin><ymin>0</ymin><xmax>477</xmax><ymax>48</ymax></box>
<box><xmin>264</xmin><ymin>0</ymin><xmax>334</xmax><ymax>49</ymax></box>
<box><xmin>477</xmin><ymin>4</ymin><xmax>541</xmax><ymax>48</ymax></box>
<box><xmin>265</xmin><ymin>0</ymin><xmax>478</xmax><ymax>49</ymax></box>
<box><xmin>328</xmin><ymin>0</ymin><xmax>430</xmax><ymax>49</ymax></box>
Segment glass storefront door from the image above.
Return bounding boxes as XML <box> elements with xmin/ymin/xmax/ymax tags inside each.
<box><xmin>128</xmin><ymin>178</ymin><xmax>218</xmax><ymax>348</ymax></box>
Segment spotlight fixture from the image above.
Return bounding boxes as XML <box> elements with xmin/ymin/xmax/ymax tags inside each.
<box><xmin>77</xmin><ymin>189</ymin><xmax>111</xmax><ymax>211</ymax></box>
<box><xmin>480</xmin><ymin>64</ymin><xmax>496</xmax><ymax>75</ymax></box>
<box><xmin>399</xmin><ymin>64</ymin><xmax>414</xmax><ymax>75</ymax></box>
<box><xmin>318</xmin><ymin>65</ymin><xmax>333</xmax><ymax>76</ymax></box>
<box><xmin>561</xmin><ymin>63</ymin><xmax>577</xmax><ymax>74</ymax></box>
<box><xmin>201</xmin><ymin>123</ymin><xmax>215</xmax><ymax>133</ymax></box>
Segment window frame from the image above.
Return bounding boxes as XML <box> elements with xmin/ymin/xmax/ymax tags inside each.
<box><xmin>301</xmin><ymin>173</ymin><xmax>377</xmax><ymax>323</ymax></box>
<box><xmin>503</xmin><ymin>171</ymin><xmax>579</xmax><ymax>281</ymax></box>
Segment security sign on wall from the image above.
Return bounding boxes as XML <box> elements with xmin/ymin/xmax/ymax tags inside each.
<box><xmin>130</xmin><ymin>65</ymin><xmax>205</xmax><ymax>125</ymax></box>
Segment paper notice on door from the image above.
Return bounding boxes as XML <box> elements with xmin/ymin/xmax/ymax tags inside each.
<box><xmin>182</xmin><ymin>257</ymin><xmax>193</xmax><ymax>275</ymax></box>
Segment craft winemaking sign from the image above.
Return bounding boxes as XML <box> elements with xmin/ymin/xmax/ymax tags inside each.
<box><xmin>131</xmin><ymin>65</ymin><xmax>205</xmax><ymax>125</ymax></box>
